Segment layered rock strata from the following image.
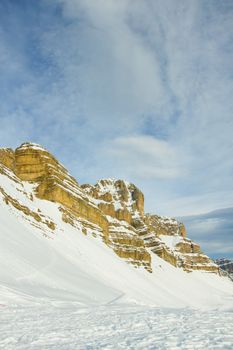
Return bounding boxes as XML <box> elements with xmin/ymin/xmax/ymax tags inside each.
<box><xmin>82</xmin><ymin>179</ymin><xmax>219</xmax><ymax>273</ymax></box>
<box><xmin>0</xmin><ymin>142</ymin><xmax>219</xmax><ymax>274</ymax></box>
<box><xmin>0</xmin><ymin>143</ymin><xmax>150</xmax><ymax>271</ymax></box>
<box><xmin>9</xmin><ymin>143</ymin><xmax>109</xmax><ymax>237</ymax></box>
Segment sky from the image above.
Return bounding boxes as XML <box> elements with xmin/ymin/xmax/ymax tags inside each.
<box><xmin>180</xmin><ymin>208</ymin><xmax>233</xmax><ymax>259</ymax></box>
<box><xmin>0</xmin><ymin>0</ymin><xmax>232</xmax><ymax>258</ymax></box>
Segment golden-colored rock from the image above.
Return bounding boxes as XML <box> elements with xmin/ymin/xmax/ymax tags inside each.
<box><xmin>0</xmin><ymin>142</ymin><xmax>219</xmax><ymax>274</ymax></box>
<box><xmin>0</xmin><ymin>148</ymin><xmax>15</xmax><ymax>171</ymax></box>
<box><xmin>98</xmin><ymin>202</ymin><xmax>115</xmax><ymax>217</ymax></box>
<box><xmin>81</xmin><ymin>179</ymin><xmax>144</xmax><ymax>225</ymax></box>
<box><xmin>179</xmin><ymin>224</ymin><xmax>186</xmax><ymax>238</ymax></box>
<box><xmin>152</xmin><ymin>243</ymin><xmax>177</xmax><ymax>267</ymax></box>
<box><xmin>115</xmin><ymin>208</ymin><xmax>132</xmax><ymax>223</ymax></box>
<box><xmin>144</xmin><ymin>214</ymin><xmax>186</xmax><ymax>237</ymax></box>
<box><xmin>176</xmin><ymin>240</ymin><xmax>201</xmax><ymax>254</ymax></box>
<box><xmin>0</xmin><ymin>185</ymin><xmax>55</xmax><ymax>230</ymax></box>
<box><xmin>130</xmin><ymin>184</ymin><xmax>144</xmax><ymax>216</ymax></box>
<box><xmin>14</xmin><ymin>143</ymin><xmax>109</xmax><ymax>238</ymax></box>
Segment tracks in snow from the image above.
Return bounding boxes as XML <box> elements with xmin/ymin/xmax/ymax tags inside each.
<box><xmin>1</xmin><ymin>304</ymin><xmax>233</xmax><ymax>350</ymax></box>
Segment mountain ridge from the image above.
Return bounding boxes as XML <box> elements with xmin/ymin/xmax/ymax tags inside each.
<box><xmin>0</xmin><ymin>142</ymin><xmax>219</xmax><ymax>274</ymax></box>
<box><xmin>215</xmin><ymin>258</ymin><xmax>233</xmax><ymax>280</ymax></box>
<box><xmin>1</xmin><ymin>142</ymin><xmax>233</xmax><ymax>309</ymax></box>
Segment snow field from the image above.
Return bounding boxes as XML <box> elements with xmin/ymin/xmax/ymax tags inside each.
<box><xmin>0</xmin><ymin>303</ymin><xmax>233</xmax><ymax>350</ymax></box>
<box><xmin>1</xmin><ymin>167</ymin><xmax>233</xmax><ymax>349</ymax></box>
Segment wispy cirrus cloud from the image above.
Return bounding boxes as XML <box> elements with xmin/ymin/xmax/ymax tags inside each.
<box><xmin>0</xmin><ymin>0</ymin><xmax>232</xmax><ymax>229</ymax></box>
<box><xmin>105</xmin><ymin>135</ymin><xmax>180</xmax><ymax>180</ymax></box>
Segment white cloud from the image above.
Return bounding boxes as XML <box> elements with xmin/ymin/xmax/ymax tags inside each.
<box><xmin>114</xmin><ymin>136</ymin><xmax>175</xmax><ymax>159</ymax></box>
<box><xmin>104</xmin><ymin>135</ymin><xmax>180</xmax><ymax>180</ymax></box>
<box><xmin>185</xmin><ymin>218</ymin><xmax>222</xmax><ymax>235</ymax></box>
<box><xmin>0</xmin><ymin>0</ymin><xmax>232</xmax><ymax>221</ymax></box>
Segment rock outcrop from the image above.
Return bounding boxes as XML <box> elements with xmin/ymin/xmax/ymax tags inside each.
<box><xmin>0</xmin><ymin>148</ymin><xmax>15</xmax><ymax>171</ymax></box>
<box><xmin>81</xmin><ymin>178</ymin><xmax>218</xmax><ymax>273</ymax></box>
<box><xmin>12</xmin><ymin>143</ymin><xmax>109</xmax><ymax>237</ymax></box>
<box><xmin>0</xmin><ymin>142</ymin><xmax>219</xmax><ymax>274</ymax></box>
<box><xmin>215</xmin><ymin>259</ymin><xmax>233</xmax><ymax>280</ymax></box>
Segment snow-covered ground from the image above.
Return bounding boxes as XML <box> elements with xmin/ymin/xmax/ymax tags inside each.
<box><xmin>1</xmin><ymin>169</ymin><xmax>233</xmax><ymax>349</ymax></box>
<box><xmin>1</xmin><ymin>192</ymin><xmax>233</xmax><ymax>309</ymax></box>
<box><xmin>1</xmin><ymin>302</ymin><xmax>233</xmax><ymax>350</ymax></box>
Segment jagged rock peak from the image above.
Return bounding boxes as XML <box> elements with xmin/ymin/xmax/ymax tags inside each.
<box><xmin>0</xmin><ymin>142</ymin><xmax>219</xmax><ymax>274</ymax></box>
<box><xmin>144</xmin><ymin>214</ymin><xmax>187</xmax><ymax>238</ymax></box>
<box><xmin>82</xmin><ymin>178</ymin><xmax>144</xmax><ymax>217</ymax></box>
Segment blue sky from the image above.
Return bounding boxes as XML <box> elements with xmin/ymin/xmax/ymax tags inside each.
<box><xmin>180</xmin><ymin>208</ymin><xmax>233</xmax><ymax>260</ymax></box>
<box><xmin>0</xmin><ymin>0</ymin><xmax>232</xmax><ymax>258</ymax></box>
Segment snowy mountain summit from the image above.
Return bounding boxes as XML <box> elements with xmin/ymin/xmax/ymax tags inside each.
<box><xmin>0</xmin><ymin>142</ymin><xmax>232</xmax><ymax>309</ymax></box>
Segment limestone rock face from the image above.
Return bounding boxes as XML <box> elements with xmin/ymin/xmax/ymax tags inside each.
<box><xmin>13</xmin><ymin>143</ymin><xmax>109</xmax><ymax>238</ymax></box>
<box><xmin>0</xmin><ymin>142</ymin><xmax>219</xmax><ymax>274</ymax></box>
<box><xmin>139</xmin><ymin>214</ymin><xmax>218</xmax><ymax>272</ymax></box>
<box><xmin>82</xmin><ymin>179</ymin><xmax>218</xmax><ymax>273</ymax></box>
<box><xmin>0</xmin><ymin>148</ymin><xmax>15</xmax><ymax>171</ymax></box>
<box><xmin>81</xmin><ymin>179</ymin><xmax>151</xmax><ymax>271</ymax></box>
<box><xmin>81</xmin><ymin>179</ymin><xmax>144</xmax><ymax>223</ymax></box>
<box><xmin>0</xmin><ymin>143</ymin><xmax>150</xmax><ymax>271</ymax></box>
<box><xmin>144</xmin><ymin>214</ymin><xmax>186</xmax><ymax>237</ymax></box>
<box><xmin>106</xmin><ymin>216</ymin><xmax>152</xmax><ymax>272</ymax></box>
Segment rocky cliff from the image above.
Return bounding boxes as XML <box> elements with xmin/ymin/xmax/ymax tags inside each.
<box><xmin>215</xmin><ymin>259</ymin><xmax>233</xmax><ymax>280</ymax></box>
<box><xmin>0</xmin><ymin>142</ymin><xmax>219</xmax><ymax>274</ymax></box>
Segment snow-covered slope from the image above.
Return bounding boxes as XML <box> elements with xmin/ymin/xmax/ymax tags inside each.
<box><xmin>0</xmin><ymin>162</ymin><xmax>233</xmax><ymax>310</ymax></box>
<box><xmin>0</xmin><ymin>143</ymin><xmax>233</xmax><ymax>312</ymax></box>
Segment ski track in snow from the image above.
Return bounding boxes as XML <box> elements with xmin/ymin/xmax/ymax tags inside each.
<box><xmin>1</xmin><ymin>304</ymin><xmax>233</xmax><ymax>350</ymax></box>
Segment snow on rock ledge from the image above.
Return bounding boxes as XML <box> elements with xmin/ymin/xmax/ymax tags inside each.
<box><xmin>0</xmin><ymin>142</ymin><xmax>219</xmax><ymax>274</ymax></box>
